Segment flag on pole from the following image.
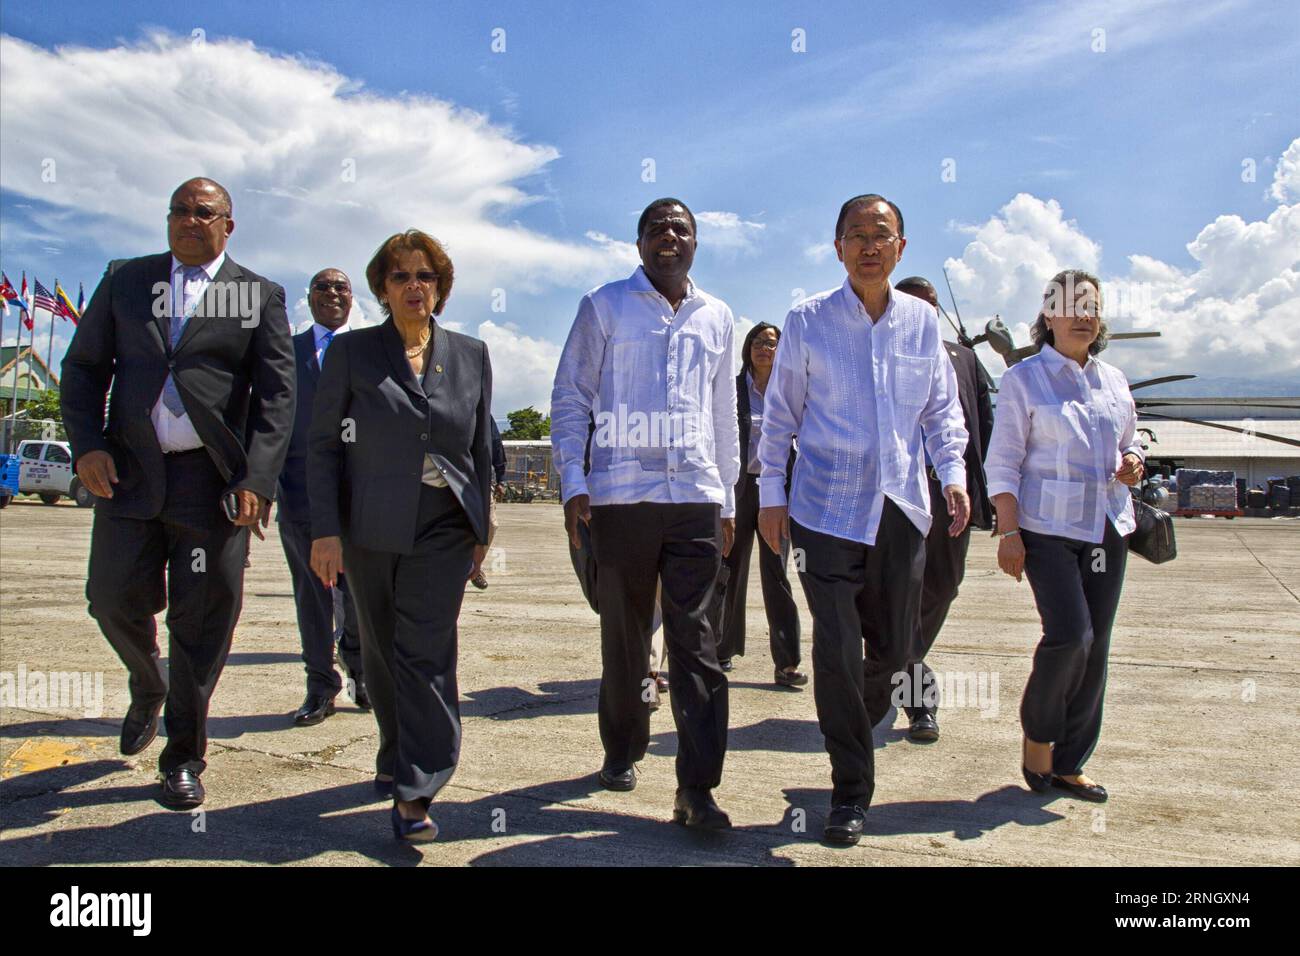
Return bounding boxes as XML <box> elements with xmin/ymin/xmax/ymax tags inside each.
<box><xmin>32</xmin><ymin>279</ymin><xmax>59</xmax><ymax>314</ymax></box>
<box><xmin>54</xmin><ymin>282</ymin><xmax>80</xmax><ymax>324</ymax></box>
<box><xmin>77</xmin><ymin>282</ymin><xmax>85</xmax><ymax>315</ymax></box>
<box><xmin>0</xmin><ymin>272</ymin><xmax>29</xmax><ymax>315</ymax></box>
<box><xmin>20</xmin><ymin>273</ymin><xmax>34</xmax><ymax>331</ymax></box>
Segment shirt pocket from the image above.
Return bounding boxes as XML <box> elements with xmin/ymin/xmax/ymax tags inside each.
<box><xmin>894</xmin><ymin>355</ymin><xmax>933</xmax><ymax>408</ymax></box>
<box><xmin>1038</xmin><ymin>477</ymin><xmax>1085</xmax><ymax>525</ymax></box>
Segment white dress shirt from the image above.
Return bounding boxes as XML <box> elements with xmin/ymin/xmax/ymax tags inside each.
<box><xmin>550</xmin><ymin>266</ymin><xmax>740</xmax><ymax>518</ymax></box>
<box><xmin>151</xmin><ymin>253</ymin><xmax>225</xmax><ymax>452</ymax></box>
<box><xmin>758</xmin><ymin>279</ymin><xmax>968</xmax><ymax>544</ymax></box>
<box><xmin>746</xmin><ymin>371</ymin><xmax>764</xmax><ymax>475</ymax></box>
<box><xmin>311</xmin><ymin>320</ymin><xmax>348</xmax><ymax>369</ymax></box>
<box><xmin>985</xmin><ymin>343</ymin><xmax>1143</xmax><ymax>543</ymax></box>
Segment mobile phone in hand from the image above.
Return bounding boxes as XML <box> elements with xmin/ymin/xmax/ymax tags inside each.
<box><xmin>221</xmin><ymin>491</ymin><xmax>240</xmax><ymax>523</ymax></box>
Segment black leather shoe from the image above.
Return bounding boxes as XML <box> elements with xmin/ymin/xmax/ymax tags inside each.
<box><xmin>907</xmin><ymin>712</ymin><xmax>940</xmax><ymax>743</ymax></box>
<box><xmin>293</xmin><ymin>694</ymin><xmax>336</xmax><ymax>726</ymax></box>
<box><xmin>1052</xmin><ymin>775</ymin><xmax>1108</xmax><ymax>802</ymax></box>
<box><xmin>119</xmin><ymin>700</ymin><xmax>163</xmax><ymax>756</ymax></box>
<box><xmin>345</xmin><ymin>674</ymin><xmax>372</xmax><ymax>711</ymax></box>
<box><xmin>159</xmin><ymin>769</ymin><xmax>205</xmax><ymax>809</ymax></box>
<box><xmin>774</xmin><ymin>667</ymin><xmax>809</xmax><ymax>688</ymax></box>
<box><xmin>672</xmin><ymin>788</ymin><xmax>732</xmax><ymax>829</ymax></box>
<box><xmin>598</xmin><ymin>765</ymin><xmax>636</xmax><ymax>791</ymax></box>
<box><xmin>823</xmin><ymin>803</ymin><xmax>867</xmax><ymax>846</ymax></box>
<box><xmin>374</xmin><ymin>776</ymin><xmax>394</xmax><ymax>800</ymax></box>
<box><xmin>719</xmin><ymin>658</ymin><xmax>734</xmax><ymax>672</ymax></box>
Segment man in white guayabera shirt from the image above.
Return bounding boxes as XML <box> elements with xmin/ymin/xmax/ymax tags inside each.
<box><xmin>757</xmin><ymin>194</ymin><xmax>970</xmax><ymax>846</ymax></box>
<box><xmin>551</xmin><ymin>198</ymin><xmax>740</xmax><ymax>829</ymax></box>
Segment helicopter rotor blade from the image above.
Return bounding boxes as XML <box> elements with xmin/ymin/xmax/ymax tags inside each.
<box><xmin>1137</xmin><ymin>399</ymin><xmax>1300</xmax><ymax>411</ymax></box>
<box><xmin>1129</xmin><ymin>374</ymin><xmax>1196</xmax><ymax>391</ymax></box>
<box><xmin>1136</xmin><ymin>411</ymin><xmax>1300</xmax><ymax>448</ymax></box>
<box><xmin>941</xmin><ymin>265</ymin><xmax>967</xmax><ymax>331</ymax></box>
<box><xmin>1110</xmin><ymin>331</ymin><xmax>1162</xmax><ymax>340</ymax></box>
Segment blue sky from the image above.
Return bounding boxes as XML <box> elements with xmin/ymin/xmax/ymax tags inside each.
<box><xmin>2</xmin><ymin>0</ymin><xmax>1298</xmax><ymax>413</ymax></box>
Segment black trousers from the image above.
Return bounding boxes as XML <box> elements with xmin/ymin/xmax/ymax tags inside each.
<box><xmin>589</xmin><ymin>502</ymin><xmax>729</xmax><ymax>791</ymax></box>
<box><xmin>343</xmin><ymin>485</ymin><xmax>476</xmax><ymax>805</ymax></box>
<box><xmin>791</xmin><ymin>499</ymin><xmax>925</xmax><ymax>807</ymax></box>
<box><xmin>279</xmin><ymin>518</ymin><xmax>362</xmax><ymax>697</ymax></box>
<box><xmin>86</xmin><ymin>448</ymin><xmax>248</xmax><ymax>774</ymax></box>
<box><xmin>901</xmin><ymin>476</ymin><xmax>972</xmax><ymax>719</ymax></box>
<box><xmin>1020</xmin><ymin>520</ymin><xmax>1128</xmax><ymax>775</ymax></box>
<box><xmin>719</xmin><ymin>472</ymin><xmax>801</xmax><ymax>670</ymax></box>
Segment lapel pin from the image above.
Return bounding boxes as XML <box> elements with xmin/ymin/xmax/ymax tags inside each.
<box><xmin>434</xmin><ymin>364</ymin><xmax>443</xmax><ymax>373</ymax></box>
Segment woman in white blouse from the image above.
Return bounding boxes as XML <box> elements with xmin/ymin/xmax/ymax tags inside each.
<box><xmin>985</xmin><ymin>270</ymin><xmax>1144</xmax><ymax>804</ymax></box>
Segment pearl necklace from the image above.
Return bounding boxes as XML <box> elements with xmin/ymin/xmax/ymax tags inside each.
<box><xmin>404</xmin><ymin>328</ymin><xmax>431</xmax><ymax>358</ymax></box>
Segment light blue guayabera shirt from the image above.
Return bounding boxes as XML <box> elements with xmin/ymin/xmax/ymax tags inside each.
<box><xmin>758</xmin><ymin>279</ymin><xmax>968</xmax><ymax>544</ymax></box>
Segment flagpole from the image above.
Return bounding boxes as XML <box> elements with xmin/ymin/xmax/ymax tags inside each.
<box><xmin>46</xmin><ymin>279</ymin><xmax>58</xmax><ymax>401</ymax></box>
<box><xmin>0</xmin><ymin>296</ymin><xmax>8</xmax><ymax>451</ymax></box>
<box><xmin>22</xmin><ymin>294</ymin><xmax>34</xmax><ymax>409</ymax></box>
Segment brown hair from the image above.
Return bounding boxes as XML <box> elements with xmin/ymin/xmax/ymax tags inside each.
<box><xmin>365</xmin><ymin>229</ymin><xmax>455</xmax><ymax>317</ymax></box>
<box><xmin>1030</xmin><ymin>269</ymin><xmax>1109</xmax><ymax>355</ymax></box>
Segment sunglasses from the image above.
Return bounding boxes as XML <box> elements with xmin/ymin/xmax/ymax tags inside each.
<box><xmin>312</xmin><ymin>281</ymin><xmax>351</xmax><ymax>294</ymax></box>
<box><xmin>388</xmin><ymin>271</ymin><xmax>439</xmax><ymax>286</ymax></box>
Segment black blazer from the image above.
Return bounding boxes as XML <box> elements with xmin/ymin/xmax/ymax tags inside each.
<box><xmin>276</xmin><ymin>328</ymin><xmax>325</xmax><ymax>525</ymax></box>
<box><xmin>60</xmin><ymin>252</ymin><xmax>295</xmax><ymax>519</ymax></box>
<box><xmin>308</xmin><ymin>317</ymin><xmax>493</xmax><ymax>552</ymax></box>
<box><xmin>736</xmin><ymin>370</ymin><xmax>795</xmax><ymax>493</ymax></box>
<box><xmin>942</xmin><ymin>341</ymin><xmax>995</xmax><ymax>530</ymax></box>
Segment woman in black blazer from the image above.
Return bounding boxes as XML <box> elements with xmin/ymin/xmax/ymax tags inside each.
<box><xmin>718</xmin><ymin>322</ymin><xmax>805</xmax><ymax>686</ymax></box>
<box><xmin>308</xmin><ymin>229</ymin><xmax>493</xmax><ymax>842</ymax></box>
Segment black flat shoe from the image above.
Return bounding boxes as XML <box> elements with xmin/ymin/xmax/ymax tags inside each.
<box><xmin>718</xmin><ymin>658</ymin><xmax>734</xmax><ymax>672</ymax></box>
<box><xmin>391</xmin><ymin>805</ymin><xmax>439</xmax><ymax>842</ymax></box>
<box><xmin>293</xmin><ymin>693</ymin><xmax>336</xmax><ymax>726</ymax></box>
<box><xmin>1022</xmin><ymin>766</ymin><xmax>1053</xmax><ymax>792</ymax></box>
<box><xmin>598</xmin><ymin>765</ymin><xmax>636</xmax><ymax>791</ymax></box>
<box><xmin>774</xmin><ymin>668</ymin><xmax>809</xmax><ymax>688</ymax></box>
<box><xmin>1052</xmin><ymin>775</ymin><xmax>1108</xmax><ymax>803</ymax></box>
<box><xmin>374</xmin><ymin>775</ymin><xmax>394</xmax><ymax>800</ymax></box>
<box><xmin>823</xmin><ymin>803</ymin><xmax>867</xmax><ymax>846</ymax></box>
<box><xmin>907</xmin><ymin>712</ymin><xmax>940</xmax><ymax>743</ymax></box>
<box><xmin>159</xmin><ymin>769</ymin><xmax>205</xmax><ymax>810</ymax></box>
<box><xmin>120</xmin><ymin>699</ymin><xmax>164</xmax><ymax>756</ymax></box>
<box><xmin>672</xmin><ymin>788</ymin><xmax>732</xmax><ymax>829</ymax></box>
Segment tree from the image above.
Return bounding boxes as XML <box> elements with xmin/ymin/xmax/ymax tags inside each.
<box><xmin>20</xmin><ymin>388</ymin><xmax>61</xmax><ymax>422</ymax></box>
<box><xmin>502</xmin><ymin>405</ymin><xmax>550</xmax><ymax>440</ymax></box>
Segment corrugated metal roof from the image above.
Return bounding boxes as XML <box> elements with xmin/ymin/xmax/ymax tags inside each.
<box><xmin>1136</xmin><ymin>418</ymin><xmax>1300</xmax><ymax>458</ymax></box>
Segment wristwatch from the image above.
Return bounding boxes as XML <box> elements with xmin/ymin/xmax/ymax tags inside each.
<box><xmin>999</xmin><ymin>528</ymin><xmax>1020</xmax><ymax>538</ymax></box>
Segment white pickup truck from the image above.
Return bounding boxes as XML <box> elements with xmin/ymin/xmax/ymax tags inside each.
<box><xmin>0</xmin><ymin>439</ymin><xmax>96</xmax><ymax>508</ymax></box>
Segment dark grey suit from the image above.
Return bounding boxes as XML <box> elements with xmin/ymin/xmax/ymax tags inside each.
<box><xmin>277</xmin><ymin>327</ymin><xmax>361</xmax><ymax>698</ymax></box>
<box><xmin>308</xmin><ymin>317</ymin><xmax>492</xmax><ymax>803</ymax></box>
<box><xmin>61</xmin><ymin>251</ymin><xmax>294</xmax><ymax>774</ymax></box>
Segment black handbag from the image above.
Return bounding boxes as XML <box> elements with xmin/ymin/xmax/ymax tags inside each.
<box><xmin>1129</xmin><ymin>498</ymin><xmax>1177</xmax><ymax>564</ymax></box>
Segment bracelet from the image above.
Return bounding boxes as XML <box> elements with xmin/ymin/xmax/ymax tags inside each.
<box><xmin>1000</xmin><ymin>528</ymin><xmax>1020</xmax><ymax>538</ymax></box>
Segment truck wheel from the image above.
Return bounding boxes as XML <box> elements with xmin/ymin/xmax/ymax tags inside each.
<box><xmin>70</xmin><ymin>478</ymin><xmax>96</xmax><ymax>508</ymax></box>
<box><xmin>0</xmin><ymin>495</ymin><xmax>10</xmax><ymax>509</ymax></box>
<box><xmin>40</xmin><ymin>492</ymin><xmax>61</xmax><ymax>506</ymax></box>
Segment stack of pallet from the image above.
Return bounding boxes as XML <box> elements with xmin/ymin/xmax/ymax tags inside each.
<box><xmin>1176</xmin><ymin>469</ymin><xmax>1236</xmax><ymax>511</ymax></box>
<box><xmin>1188</xmin><ymin>484</ymin><xmax>1238</xmax><ymax>511</ymax></box>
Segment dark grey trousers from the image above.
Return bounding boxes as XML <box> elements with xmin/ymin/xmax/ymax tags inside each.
<box><xmin>1020</xmin><ymin>520</ymin><xmax>1128</xmax><ymax>775</ymax></box>
<box><xmin>343</xmin><ymin>485</ymin><xmax>475</xmax><ymax>805</ymax></box>
<box><xmin>279</xmin><ymin>518</ymin><xmax>362</xmax><ymax>697</ymax></box>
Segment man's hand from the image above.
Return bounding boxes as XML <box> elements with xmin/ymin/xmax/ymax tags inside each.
<box><xmin>943</xmin><ymin>484</ymin><xmax>971</xmax><ymax>538</ymax></box>
<box><xmin>467</xmin><ymin>543</ymin><xmax>488</xmax><ymax>582</ymax></box>
<box><xmin>1115</xmin><ymin>453</ymin><xmax>1144</xmax><ymax>487</ymax></box>
<box><xmin>564</xmin><ymin>494</ymin><xmax>592</xmax><ymax>551</ymax></box>
<box><xmin>310</xmin><ymin>536</ymin><xmax>344</xmax><ymax>588</ymax></box>
<box><xmin>75</xmin><ymin>450</ymin><xmax>118</xmax><ymax>499</ymax></box>
<box><xmin>758</xmin><ymin>505</ymin><xmax>789</xmax><ymax>556</ymax></box>
<box><xmin>721</xmin><ymin>517</ymin><xmax>736</xmax><ymax>558</ymax></box>
<box><xmin>234</xmin><ymin>489</ymin><xmax>270</xmax><ymax>539</ymax></box>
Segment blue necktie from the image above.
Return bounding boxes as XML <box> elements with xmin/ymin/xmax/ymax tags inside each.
<box><xmin>161</xmin><ymin>265</ymin><xmax>205</xmax><ymax>418</ymax></box>
<box><xmin>320</xmin><ymin>330</ymin><xmax>334</xmax><ymax>361</ymax></box>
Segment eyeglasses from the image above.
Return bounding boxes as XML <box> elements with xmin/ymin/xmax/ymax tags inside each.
<box><xmin>750</xmin><ymin>341</ymin><xmax>778</xmax><ymax>351</ymax></box>
<box><xmin>168</xmin><ymin>205</ymin><xmax>229</xmax><ymax>225</ymax></box>
<box><xmin>312</xmin><ymin>281</ymin><xmax>351</xmax><ymax>294</ymax></box>
<box><xmin>839</xmin><ymin>232</ymin><xmax>899</xmax><ymax>250</ymax></box>
<box><xmin>387</xmin><ymin>271</ymin><xmax>439</xmax><ymax>286</ymax></box>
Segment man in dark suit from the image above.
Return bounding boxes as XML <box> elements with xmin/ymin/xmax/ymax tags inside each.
<box><xmin>61</xmin><ymin>177</ymin><xmax>295</xmax><ymax>809</ymax></box>
<box><xmin>890</xmin><ymin>276</ymin><xmax>994</xmax><ymax>742</ymax></box>
<box><xmin>277</xmin><ymin>268</ymin><xmax>365</xmax><ymax>726</ymax></box>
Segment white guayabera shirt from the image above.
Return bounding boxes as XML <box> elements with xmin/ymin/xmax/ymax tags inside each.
<box><xmin>551</xmin><ymin>266</ymin><xmax>740</xmax><ymax>517</ymax></box>
<box><xmin>985</xmin><ymin>343</ymin><xmax>1144</xmax><ymax>543</ymax></box>
<box><xmin>758</xmin><ymin>280</ymin><xmax>968</xmax><ymax>544</ymax></box>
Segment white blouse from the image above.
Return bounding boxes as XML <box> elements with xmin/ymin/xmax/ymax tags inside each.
<box><xmin>985</xmin><ymin>344</ymin><xmax>1144</xmax><ymax>543</ymax></box>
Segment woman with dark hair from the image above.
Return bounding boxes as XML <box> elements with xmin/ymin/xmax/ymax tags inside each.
<box><xmin>718</xmin><ymin>322</ymin><xmax>805</xmax><ymax>686</ymax></box>
<box><xmin>985</xmin><ymin>269</ymin><xmax>1144</xmax><ymax>803</ymax></box>
<box><xmin>308</xmin><ymin>229</ymin><xmax>493</xmax><ymax>841</ymax></box>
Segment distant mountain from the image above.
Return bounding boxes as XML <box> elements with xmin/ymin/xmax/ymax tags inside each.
<box><xmin>1134</xmin><ymin>376</ymin><xmax>1300</xmax><ymax>398</ymax></box>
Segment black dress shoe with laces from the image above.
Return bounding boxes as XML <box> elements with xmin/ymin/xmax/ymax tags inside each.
<box><xmin>907</xmin><ymin>712</ymin><xmax>940</xmax><ymax>743</ymax></box>
<box><xmin>823</xmin><ymin>803</ymin><xmax>867</xmax><ymax>845</ymax></box>
<box><xmin>159</xmin><ymin>769</ymin><xmax>205</xmax><ymax>809</ymax></box>
<box><xmin>598</xmin><ymin>765</ymin><xmax>636</xmax><ymax>791</ymax></box>
<box><xmin>774</xmin><ymin>667</ymin><xmax>809</xmax><ymax>688</ymax></box>
<box><xmin>120</xmin><ymin>700</ymin><xmax>164</xmax><ymax>756</ymax></box>
<box><xmin>293</xmin><ymin>694</ymin><xmax>336</xmax><ymax>726</ymax></box>
<box><xmin>1052</xmin><ymin>775</ymin><xmax>1108</xmax><ymax>802</ymax></box>
<box><xmin>672</xmin><ymin>788</ymin><xmax>732</xmax><ymax>829</ymax></box>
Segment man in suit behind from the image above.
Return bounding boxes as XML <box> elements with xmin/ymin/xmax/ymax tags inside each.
<box><xmin>888</xmin><ymin>276</ymin><xmax>994</xmax><ymax>742</ymax></box>
<box><xmin>61</xmin><ymin>177</ymin><xmax>295</xmax><ymax>809</ymax></box>
<box><xmin>277</xmin><ymin>268</ymin><xmax>366</xmax><ymax>726</ymax></box>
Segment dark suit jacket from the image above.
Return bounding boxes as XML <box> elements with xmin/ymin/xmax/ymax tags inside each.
<box><xmin>736</xmin><ymin>370</ymin><xmax>795</xmax><ymax>492</ymax></box>
<box><xmin>277</xmin><ymin>328</ymin><xmax>325</xmax><ymax>525</ymax></box>
<box><xmin>60</xmin><ymin>252</ymin><xmax>295</xmax><ymax>519</ymax></box>
<box><xmin>308</xmin><ymin>317</ymin><xmax>493</xmax><ymax>552</ymax></box>
<box><xmin>942</xmin><ymin>341</ymin><xmax>994</xmax><ymax>530</ymax></box>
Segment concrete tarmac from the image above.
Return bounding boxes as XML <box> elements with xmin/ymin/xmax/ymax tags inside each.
<box><xmin>2</xmin><ymin>499</ymin><xmax>1297</xmax><ymax>866</ymax></box>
